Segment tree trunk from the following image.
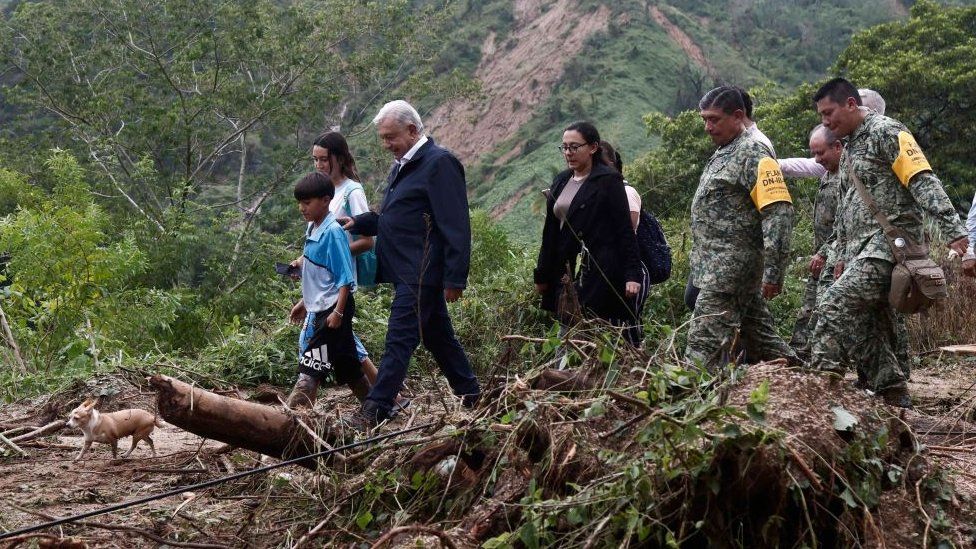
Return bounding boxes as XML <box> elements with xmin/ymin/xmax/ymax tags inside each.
<box><xmin>0</xmin><ymin>301</ymin><xmax>27</xmax><ymax>373</ymax></box>
<box><xmin>149</xmin><ymin>374</ymin><xmax>335</xmax><ymax>470</ymax></box>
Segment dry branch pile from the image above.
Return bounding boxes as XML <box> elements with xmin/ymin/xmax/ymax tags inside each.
<box><xmin>2</xmin><ymin>330</ymin><xmax>975</xmax><ymax>548</ymax></box>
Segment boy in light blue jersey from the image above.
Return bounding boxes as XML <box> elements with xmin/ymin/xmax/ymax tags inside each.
<box><xmin>286</xmin><ymin>172</ymin><xmax>370</xmax><ymax>408</ymax></box>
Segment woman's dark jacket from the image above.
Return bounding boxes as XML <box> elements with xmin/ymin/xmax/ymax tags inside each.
<box><xmin>534</xmin><ymin>163</ymin><xmax>642</xmax><ymax>322</ymax></box>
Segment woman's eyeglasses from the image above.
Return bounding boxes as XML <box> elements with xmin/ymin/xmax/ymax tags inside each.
<box><xmin>557</xmin><ymin>143</ymin><xmax>588</xmax><ymax>154</ymax></box>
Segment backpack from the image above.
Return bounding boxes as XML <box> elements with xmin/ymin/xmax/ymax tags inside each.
<box><xmin>636</xmin><ymin>209</ymin><xmax>671</xmax><ymax>284</ymax></box>
<box><xmin>340</xmin><ymin>182</ymin><xmax>378</xmax><ymax>288</ymax></box>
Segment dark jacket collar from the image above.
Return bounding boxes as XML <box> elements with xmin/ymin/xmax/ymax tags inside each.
<box><xmin>402</xmin><ymin>137</ymin><xmax>436</xmax><ymax>167</ymax></box>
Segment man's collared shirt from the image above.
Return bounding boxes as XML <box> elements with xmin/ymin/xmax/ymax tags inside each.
<box><xmin>397</xmin><ymin>134</ymin><xmax>429</xmax><ymax>166</ymax></box>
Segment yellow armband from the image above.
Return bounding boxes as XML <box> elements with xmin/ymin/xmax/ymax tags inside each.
<box><xmin>751</xmin><ymin>157</ymin><xmax>793</xmax><ymax>210</ymax></box>
<box><xmin>891</xmin><ymin>131</ymin><xmax>931</xmax><ymax>187</ymax></box>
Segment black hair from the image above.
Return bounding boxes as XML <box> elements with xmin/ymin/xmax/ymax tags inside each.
<box><xmin>564</xmin><ymin>121</ymin><xmax>606</xmax><ymax>165</ymax></box>
<box><xmin>600</xmin><ymin>141</ymin><xmax>623</xmax><ymax>173</ymax></box>
<box><xmin>698</xmin><ymin>86</ymin><xmax>747</xmax><ymax>115</ymax></box>
<box><xmin>294</xmin><ymin>172</ymin><xmax>335</xmax><ymax>201</ymax></box>
<box><xmin>732</xmin><ymin>86</ymin><xmax>754</xmax><ymax>119</ymax></box>
<box><xmin>312</xmin><ymin>131</ymin><xmax>361</xmax><ymax>181</ymax></box>
<box><xmin>813</xmin><ymin>77</ymin><xmax>862</xmax><ymax>107</ymax></box>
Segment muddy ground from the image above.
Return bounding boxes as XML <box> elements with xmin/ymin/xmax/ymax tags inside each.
<box><xmin>1</xmin><ymin>356</ymin><xmax>974</xmax><ymax>548</ymax></box>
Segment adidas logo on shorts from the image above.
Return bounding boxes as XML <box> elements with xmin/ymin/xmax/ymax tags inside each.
<box><xmin>300</xmin><ymin>345</ymin><xmax>333</xmax><ymax>373</ymax></box>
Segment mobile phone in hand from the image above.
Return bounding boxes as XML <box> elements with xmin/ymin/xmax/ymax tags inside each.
<box><xmin>275</xmin><ymin>262</ymin><xmax>301</xmax><ymax>277</ymax></box>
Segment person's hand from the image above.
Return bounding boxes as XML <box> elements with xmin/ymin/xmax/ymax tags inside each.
<box><xmin>625</xmin><ymin>281</ymin><xmax>641</xmax><ymax>298</ymax></box>
<box><xmin>948</xmin><ymin>236</ymin><xmax>969</xmax><ymax>257</ymax></box>
<box><xmin>445</xmin><ymin>288</ymin><xmax>463</xmax><ymax>302</ymax></box>
<box><xmin>289</xmin><ymin>258</ymin><xmax>302</xmax><ymax>281</ymax></box>
<box><xmin>326</xmin><ymin>310</ymin><xmax>342</xmax><ymax>329</ymax></box>
<box><xmin>809</xmin><ymin>253</ymin><xmax>826</xmax><ymax>278</ymax></box>
<box><xmin>535</xmin><ymin>283</ymin><xmax>548</xmax><ymax>295</ymax></box>
<box><xmin>337</xmin><ymin>215</ymin><xmax>354</xmax><ymax>230</ymax></box>
<box><xmin>833</xmin><ymin>261</ymin><xmax>846</xmax><ymax>280</ymax></box>
<box><xmin>963</xmin><ymin>253</ymin><xmax>976</xmax><ymax>277</ymax></box>
<box><xmin>761</xmin><ymin>283</ymin><xmax>781</xmax><ymax>300</ymax></box>
<box><xmin>289</xmin><ymin>300</ymin><xmax>307</xmax><ymax>325</ymax></box>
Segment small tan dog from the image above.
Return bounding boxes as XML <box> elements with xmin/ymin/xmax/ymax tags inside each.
<box><xmin>66</xmin><ymin>398</ymin><xmax>161</xmax><ymax>461</ymax></box>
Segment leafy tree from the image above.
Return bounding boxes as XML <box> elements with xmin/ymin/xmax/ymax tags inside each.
<box><xmin>625</xmin><ymin>110</ymin><xmax>712</xmax><ymax>219</ymax></box>
<box><xmin>834</xmin><ymin>0</ymin><xmax>976</xmax><ymax>204</ymax></box>
<box><xmin>0</xmin><ymin>152</ymin><xmax>180</xmax><ymax>370</ymax></box>
<box><xmin>0</xmin><ymin>0</ymin><xmax>451</xmax><ymax>283</ymax></box>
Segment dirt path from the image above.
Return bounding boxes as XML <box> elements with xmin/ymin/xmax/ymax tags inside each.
<box><xmin>0</xmin><ymin>380</ymin><xmax>459</xmax><ymax>547</ymax></box>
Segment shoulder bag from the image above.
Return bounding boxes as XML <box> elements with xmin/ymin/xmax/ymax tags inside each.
<box><xmin>847</xmin><ymin>159</ymin><xmax>947</xmax><ymax>313</ymax></box>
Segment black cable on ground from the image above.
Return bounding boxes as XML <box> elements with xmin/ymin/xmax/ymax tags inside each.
<box><xmin>0</xmin><ymin>422</ymin><xmax>436</xmax><ymax>541</ymax></box>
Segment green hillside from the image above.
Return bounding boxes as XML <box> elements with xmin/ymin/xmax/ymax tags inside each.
<box><xmin>431</xmin><ymin>0</ymin><xmax>974</xmax><ymax>239</ymax></box>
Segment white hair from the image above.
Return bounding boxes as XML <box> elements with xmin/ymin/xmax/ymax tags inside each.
<box><xmin>373</xmin><ymin>100</ymin><xmax>424</xmax><ymax>132</ymax></box>
<box><xmin>858</xmin><ymin>88</ymin><xmax>886</xmax><ymax>116</ymax></box>
<box><xmin>809</xmin><ymin>123</ymin><xmax>839</xmax><ymax>146</ymax></box>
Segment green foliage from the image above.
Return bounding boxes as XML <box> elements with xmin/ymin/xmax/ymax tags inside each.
<box><xmin>0</xmin><ymin>153</ymin><xmax>160</xmax><ymax>369</ymax></box>
<box><xmin>626</xmin><ymin>111</ymin><xmax>713</xmax><ymax>219</ymax></box>
<box><xmin>834</xmin><ymin>0</ymin><xmax>976</xmax><ymax>204</ymax></box>
<box><xmin>0</xmin><ymin>167</ymin><xmax>39</xmax><ymax>215</ymax></box>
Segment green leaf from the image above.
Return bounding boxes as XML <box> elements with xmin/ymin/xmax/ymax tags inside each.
<box><xmin>482</xmin><ymin>533</ymin><xmax>514</xmax><ymax>549</ymax></box>
<box><xmin>411</xmin><ymin>470</ymin><xmax>425</xmax><ymax>489</ymax></box>
<box><xmin>840</xmin><ymin>488</ymin><xmax>858</xmax><ymax>508</ymax></box>
<box><xmin>747</xmin><ymin>380</ymin><xmax>770</xmax><ymax>421</ymax></box>
<box><xmin>519</xmin><ymin>520</ymin><xmax>539</xmax><ymax>549</ymax></box>
<box><xmin>355</xmin><ymin>510</ymin><xmax>373</xmax><ymax>530</ymax></box>
<box><xmin>585</xmin><ymin>400</ymin><xmax>606</xmax><ymax>418</ymax></box>
<box><xmin>831</xmin><ymin>406</ymin><xmax>859</xmax><ymax>432</ymax></box>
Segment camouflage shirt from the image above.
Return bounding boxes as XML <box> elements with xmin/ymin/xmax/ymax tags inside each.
<box><xmin>690</xmin><ymin>130</ymin><xmax>794</xmax><ymax>292</ymax></box>
<box><xmin>832</xmin><ymin>112</ymin><xmax>966</xmax><ymax>264</ymax></box>
<box><xmin>813</xmin><ymin>169</ymin><xmax>840</xmax><ymax>255</ymax></box>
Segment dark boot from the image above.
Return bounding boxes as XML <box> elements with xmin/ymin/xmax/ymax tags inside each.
<box><xmin>461</xmin><ymin>392</ymin><xmax>481</xmax><ymax>409</ymax></box>
<box><xmin>342</xmin><ymin>400</ymin><xmax>388</xmax><ymax>433</ymax></box>
<box><xmin>880</xmin><ymin>385</ymin><xmax>912</xmax><ymax>409</ymax></box>
<box><xmin>286</xmin><ymin>374</ymin><xmax>319</xmax><ymax>409</ymax></box>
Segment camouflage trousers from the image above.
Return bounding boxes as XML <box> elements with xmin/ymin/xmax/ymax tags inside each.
<box><xmin>793</xmin><ymin>261</ymin><xmax>909</xmax><ymax>371</ymax></box>
<box><xmin>789</xmin><ymin>271</ymin><xmax>821</xmax><ymax>359</ymax></box>
<box><xmin>809</xmin><ymin>258</ymin><xmax>909</xmax><ymax>391</ymax></box>
<box><xmin>685</xmin><ymin>288</ymin><xmax>798</xmax><ymax>371</ymax></box>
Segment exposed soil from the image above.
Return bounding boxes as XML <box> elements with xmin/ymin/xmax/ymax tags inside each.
<box><xmin>2</xmin><ymin>357</ymin><xmax>975</xmax><ymax>548</ymax></box>
<box><xmin>648</xmin><ymin>5</ymin><xmax>715</xmax><ymax>77</ymax></box>
<box><xmin>426</xmin><ymin>0</ymin><xmax>610</xmax><ymax>163</ymax></box>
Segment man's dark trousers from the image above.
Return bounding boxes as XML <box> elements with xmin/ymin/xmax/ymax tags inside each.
<box><xmin>366</xmin><ymin>284</ymin><xmax>479</xmax><ymax>416</ymax></box>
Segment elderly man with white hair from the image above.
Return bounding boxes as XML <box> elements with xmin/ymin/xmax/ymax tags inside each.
<box><xmin>341</xmin><ymin>99</ymin><xmax>480</xmax><ymax>430</ymax></box>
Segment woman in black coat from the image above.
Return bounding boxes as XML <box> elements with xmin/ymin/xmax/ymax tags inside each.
<box><xmin>534</xmin><ymin>121</ymin><xmax>642</xmax><ymax>338</ymax></box>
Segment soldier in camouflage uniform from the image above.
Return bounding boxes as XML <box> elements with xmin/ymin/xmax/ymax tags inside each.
<box><xmin>809</xmin><ymin>78</ymin><xmax>968</xmax><ymax>407</ymax></box>
<box><xmin>783</xmin><ymin>125</ymin><xmax>842</xmax><ymax>359</ymax></box>
<box><xmin>685</xmin><ymin>86</ymin><xmax>798</xmax><ymax>370</ymax></box>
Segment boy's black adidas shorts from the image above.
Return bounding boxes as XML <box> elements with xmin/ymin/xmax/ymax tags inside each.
<box><xmin>298</xmin><ymin>295</ymin><xmax>361</xmax><ymax>384</ymax></box>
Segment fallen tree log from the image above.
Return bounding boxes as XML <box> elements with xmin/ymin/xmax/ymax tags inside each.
<box><xmin>9</xmin><ymin>420</ymin><xmax>64</xmax><ymax>443</ymax></box>
<box><xmin>149</xmin><ymin>374</ymin><xmax>334</xmax><ymax>470</ymax></box>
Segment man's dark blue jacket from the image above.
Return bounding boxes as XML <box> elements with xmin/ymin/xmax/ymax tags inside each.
<box><xmin>353</xmin><ymin>138</ymin><xmax>471</xmax><ymax>288</ymax></box>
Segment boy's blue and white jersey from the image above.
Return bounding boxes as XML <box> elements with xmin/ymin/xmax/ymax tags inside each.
<box><xmin>301</xmin><ymin>213</ymin><xmax>356</xmax><ymax>313</ymax></box>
